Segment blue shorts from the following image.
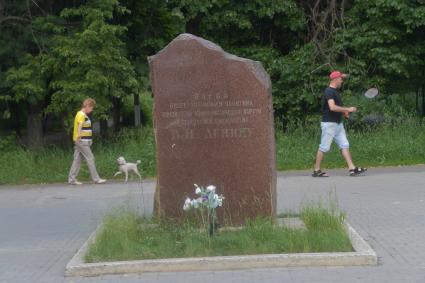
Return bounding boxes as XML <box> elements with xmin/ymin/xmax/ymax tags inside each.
<box><xmin>319</xmin><ymin>122</ymin><xmax>350</xmax><ymax>153</ymax></box>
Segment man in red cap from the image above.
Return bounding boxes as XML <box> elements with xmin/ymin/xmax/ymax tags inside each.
<box><xmin>312</xmin><ymin>71</ymin><xmax>367</xmax><ymax>177</ymax></box>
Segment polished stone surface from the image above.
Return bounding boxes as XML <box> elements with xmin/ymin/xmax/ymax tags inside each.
<box><xmin>149</xmin><ymin>34</ymin><xmax>276</xmax><ymax>223</ymax></box>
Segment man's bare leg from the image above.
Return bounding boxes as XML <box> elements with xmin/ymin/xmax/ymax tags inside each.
<box><xmin>314</xmin><ymin>149</ymin><xmax>325</xmax><ymax>171</ymax></box>
<box><xmin>341</xmin><ymin>148</ymin><xmax>355</xmax><ymax>170</ymax></box>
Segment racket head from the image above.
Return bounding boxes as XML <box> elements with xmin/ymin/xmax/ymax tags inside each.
<box><xmin>364</xmin><ymin>88</ymin><xmax>379</xmax><ymax>99</ymax></box>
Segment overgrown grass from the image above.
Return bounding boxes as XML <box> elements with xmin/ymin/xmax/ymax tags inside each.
<box><xmin>85</xmin><ymin>203</ymin><xmax>352</xmax><ymax>262</ymax></box>
<box><xmin>1</xmin><ymin>119</ymin><xmax>425</xmax><ymax>184</ymax></box>
<box><xmin>277</xmin><ymin>118</ymin><xmax>425</xmax><ymax>170</ymax></box>
<box><xmin>0</xmin><ymin>127</ymin><xmax>156</xmax><ymax>184</ymax></box>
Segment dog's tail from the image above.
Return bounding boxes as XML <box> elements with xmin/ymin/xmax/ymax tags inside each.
<box><xmin>136</xmin><ymin>160</ymin><xmax>141</xmax><ymax>164</ymax></box>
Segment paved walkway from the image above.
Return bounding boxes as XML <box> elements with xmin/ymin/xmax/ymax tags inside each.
<box><xmin>0</xmin><ymin>166</ymin><xmax>424</xmax><ymax>283</ymax></box>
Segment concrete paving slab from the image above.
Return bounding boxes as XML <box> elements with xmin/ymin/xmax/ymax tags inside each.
<box><xmin>0</xmin><ymin>167</ymin><xmax>424</xmax><ymax>282</ymax></box>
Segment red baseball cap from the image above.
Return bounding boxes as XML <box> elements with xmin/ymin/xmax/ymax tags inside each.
<box><xmin>329</xmin><ymin>71</ymin><xmax>348</xmax><ymax>80</ymax></box>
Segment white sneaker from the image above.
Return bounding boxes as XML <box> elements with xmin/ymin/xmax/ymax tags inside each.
<box><xmin>95</xmin><ymin>179</ymin><xmax>107</xmax><ymax>184</ymax></box>
<box><xmin>69</xmin><ymin>181</ymin><xmax>83</xmax><ymax>185</ymax></box>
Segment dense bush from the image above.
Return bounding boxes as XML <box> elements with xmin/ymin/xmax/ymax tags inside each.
<box><xmin>1</xmin><ymin>0</ymin><xmax>425</xmax><ymax>148</ymax></box>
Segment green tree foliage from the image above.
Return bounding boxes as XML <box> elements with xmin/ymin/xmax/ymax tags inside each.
<box><xmin>115</xmin><ymin>0</ymin><xmax>184</xmax><ymax>67</ymax></box>
<box><xmin>4</xmin><ymin>53</ymin><xmax>51</xmax><ymax>148</ymax></box>
<box><xmin>1</xmin><ymin>0</ymin><xmax>425</xmax><ymax>147</ymax></box>
<box><xmin>168</xmin><ymin>0</ymin><xmax>304</xmax><ymax>49</ymax></box>
<box><xmin>1</xmin><ymin>0</ymin><xmax>57</xmax><ymax>148</ymax></box>
<box><xmin>49</xmin><ymin>0</ymin><xmax>139</xmax><ymax>128</ymax></box>
<box><xmin>337</xmin><ymin>0</ymin><xmax>425</xmax><ymax>90</ymax></box>
<box><xmin>1</xmin><ymin>0</ymin><xmax>138</xmax><ymax>147</ymax></box>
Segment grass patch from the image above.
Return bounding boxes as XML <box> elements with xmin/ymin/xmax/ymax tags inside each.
<box><xmin>0</xmin><ymin>127</ymin><xmax>156</xmax><ymax>184</ymax></box>
<box><xmin>84</xmin><ymin>204</ymin><xmax>352</xmax><ymax>263</ymax></box>
<box><xmin>1</xmin><ymin>119</ymin><xmax>425</xmax><ymax>184</ymax></box>
<box><xmin>276</xmin><ymin>118</ymin><xmax>425</xmax><ymax>170</ymax></box>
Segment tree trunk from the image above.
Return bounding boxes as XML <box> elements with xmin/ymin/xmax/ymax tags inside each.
<box><xmin>60</xmin><ymin>113</ymin><xmax>71</xmax><ymax>148</ymax></box>
<box><xmin>134</xmin><ymin>93</ymin><xmax>141</xmax><ymax>127</ymax></box>
<box><xmin>422</xmin><ymin>69</ymin><xmax>425</xmax><ymax>117</ymax></box>
<box><xmin>11</xmin><ymin>102</ymin><xmax>22</xmax><ymax>137</ymax></box>
<box><xmin>185</xmin><ymin>14</ymin><xmax>203</xmax><ymax>35</ymax></box>
<box><xmin>0</xmin><ymin>0</ymin><xmax>5</xmax><ymax>18</ymax></box>
<box><xmin>112</xmin><ymin>96</ymin><xmax>122</xmax><ymax>132</ymax></box>
<box><xmin>27</xmin><ymin>103</ymin><xmax>43</xmax><ymax>149</ymax></box>
<box><xmin>100</xmin><ymin>119</ymin><xmax>108</xmax><ymax>138</ymax></box>
<box><xmin>422</xmin><ymin>85</ymin><xmax>425</xmax><ymax>117</ymax></box>
<box><xmin>416</xmin><ymin>86</ymin><xmax>419</xmax><ymax>115</ymax></box>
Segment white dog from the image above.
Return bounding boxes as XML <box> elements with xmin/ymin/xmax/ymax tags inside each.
<box><xmin>114</xmin><ymin>156</ymin><xmax>142</xmax><ymax>182</ymax></box>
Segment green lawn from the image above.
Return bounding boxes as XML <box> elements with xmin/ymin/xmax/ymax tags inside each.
<box><xmin>1</xmin><ymin>119</ymin><xmax>425</xmax><ymax>185</ymax></box>
<box><xmin>84</xmin><ymin>204</ymin><xmax>352</xmax><ymax>262</ymax></box>
<box><xmin>277</xmin><ymin>119</ymin><xmax>425</xmax><ymax>170</ymax></box>
<box><xmin>0</xmin><ymin>127</ymin><xmax>156</xmax><ymax>185</ymax></box>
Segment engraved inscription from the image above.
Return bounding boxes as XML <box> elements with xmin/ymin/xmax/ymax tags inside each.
<box><xmin>204</xmin><ymin>128</ymin><xmax>252</xmax><ymax>139</ymax></box>
<box><xmin>170</xmin><ymin>129</ymin><xmax>195</xmax><ymax>141</ymax></box>
<box><xmin>163</xmin><ymin>93</ymin><xmax>262</xmax><ymax>140</ymax></box>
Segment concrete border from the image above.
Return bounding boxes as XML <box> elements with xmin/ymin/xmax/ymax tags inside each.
<box><xmin>65</xmin><ymin>221</ymin><xmax>377</xmax><ymax>277</ymax></box>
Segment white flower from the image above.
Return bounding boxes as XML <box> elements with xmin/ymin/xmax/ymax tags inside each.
<box><xmin>184</xmin><ymin>185</ymin><xmax>224</xmax><ymax>212</ymax></box>
<box><xmin>191</xmin><ymin>199</ymin><xmax>199</xmax><ymax>208</ymax></box>
<box><xmin>183</xmin><ymin>197</ymin><xmax>192</xmax><ymax>211</ymax></box>
<box><xmin>216</xmin><ymin>195</ymin><xmax>224</xmax><ymax>207</ymax></box>
<box><xmin>206</xmin><ymin>185</ymin><xmax>216</xmax><ymax>192</ymax></box>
